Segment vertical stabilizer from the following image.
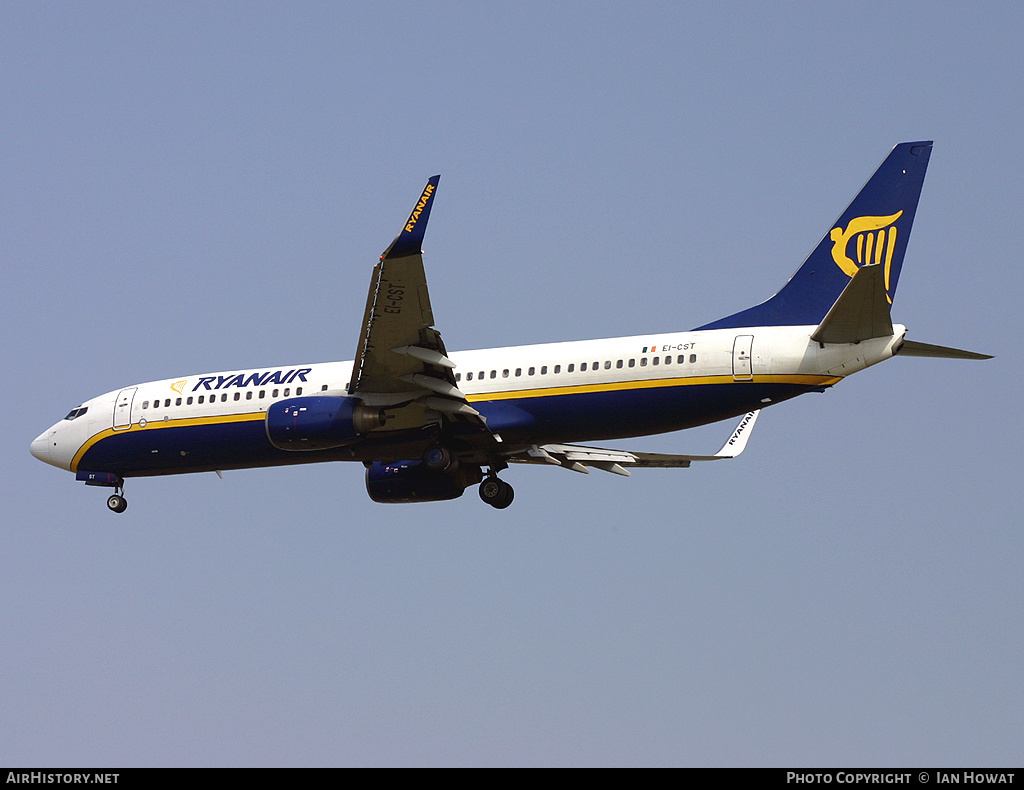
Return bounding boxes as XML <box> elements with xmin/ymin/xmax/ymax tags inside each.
<box><xmin>697</xmin><ymin>141</ymin><xmax>932</xmax><ymax>330</ymax></box>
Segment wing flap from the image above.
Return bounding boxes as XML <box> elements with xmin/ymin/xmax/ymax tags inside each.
<box><xmin>508</xmin><ymin>411</ymin><xmax>760</xmax><ymax>474</ymax></box>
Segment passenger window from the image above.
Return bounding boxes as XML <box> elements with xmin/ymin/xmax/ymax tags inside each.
<box><xmin>628</xmin><ymin>359</ymin><xmax>635</xmax><ymax>368</ymax></box>
<box><xmin>528</xmin><ymin>367</ymin><xmax>535</xmax><ymax>376</ymax></box>
<box><xmin>580</xmin><ymin>362</ymin><xmax>587</xmax><ymax>372</ymax></box>
<box><xmin>466</xmin><ymin>372</ymin><xmax>473</xmax><ymax>381</ymax></box>
<box><xmin>616</xmin><ymin>360</ymin><xmax>623</xmax><ymax>369</ymax></box>
<box><xmin>515</xmin><ymin>368</ymin><xmax>521</xmax><ymax>377</ymax></box>
<box><xmin>221</xmin><ymin>393</ymin><xmax>228</xmax><ymax>402</ymax></box>
<box><xmin>321</xmin><ymin>385</ymin><xmax>328</xmax><ymax>391</ymax></box>
<box><xmin>502</xmin><ymin>369</ymin><xmax>509</xmax><ymax>378</ymax></box>
<box><xmin>456</xmin><ymin>373</ymin><xmax>462</xmax><ymax>382</ymax></box>
<box><xmin>677</xmin><ymin>355</ymin><xmax>684</xmax><ymax>364</ymax></box>
<box><xmin>273</xmin><ymin>389</ymin><xmax>279</xmax><ymax>398</ymax></box>
<box><xmin>142</xmin><ymin>401</ymin><xmax>149</xmax><ymax>410</ymax></box>
<box><xmin>296</xmin><ymin>387</ymin><xmax>302</xmax><ymax>396</ymax></box>
<box><xmin>198</xmin><ymin>396</ymin><xmax>204</xmax><ymax>404</ymax></box>
<box><xmin>283</xmin><ymin>388</ymin><xmax>290</xmax><ymax>396</ymax></box>
<box><xmin>246</xmin><ymin>391</ymin><xmax>253</xmax><ymax>400</ymax></box>
<box><xmin>541</xmin><ymin>366</ymin><xmax>548</xmax><ymax>374</ymax></box>
<box><xmin>259</xmin><ymin>390</ymin><xmax>265</xmax><ymax>398</ymax></box>
<box><xmin>604</xmin><ymin>360</ymin><xmax>611</xmax><ymax>369</ymax></box>
<box><xmin>176</xmin><ymin>397</ymin><xmax>182</xmax><ymax>406</ymax></box>
<box><xmin>554</xmin><ymin>365</ymin><xmax>560</xmax><ymax>374</ymax></box>
<box><xmin>187</xmin><ymin>397</ymin><xmax>193</xmax><ymax>405</ymax></box>
<box><xmin>478</xmin><ymin>371</ymin><xmax>484</xmax><ymax>380</ymax></box>
<box><xmin>690</xmin><ymin>354</ymin><xmax>697</xmax><ymax>363</ymax></box>
<box><xmin>234</xmin><ymin>393</ymin><xmax>240</xmax><ymax>401</ymax></box>
<box><xmin>568</xmin><ymin>364</ymin><xmax>575</xmax><ymax>373</ymax></box>
<box><xmin>490</xmin><ymin>371</ymin><xmax>496</xmax><ymax>379</ymax></box>
<box><xmin>652</xmin><ymin>357</ymin><xmax>659</xmax><ymax>366</ymax></box>
<box><xmin>640</xmin><ymin>358</ymin><xmax>648</xmax><ymax>367</ymax></box>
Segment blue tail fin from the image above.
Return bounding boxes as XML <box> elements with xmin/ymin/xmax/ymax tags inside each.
<box><xmin>696</xmin><ymin>141</ymin><xmax>932</xmax><ymax>330</ymax></box>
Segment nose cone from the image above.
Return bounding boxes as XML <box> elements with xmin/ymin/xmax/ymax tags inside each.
<box><xmin>31</xmin><ymin>429</ymin><xmax>54</xmax><ymax>465</ymax></box>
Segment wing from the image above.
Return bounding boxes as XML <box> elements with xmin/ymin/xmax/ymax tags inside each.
<box><xmin>346</xmin><ymin>176</ymin><xmax>488</xmax><ymax>433</ymax></box>
<box><xmin>506</xmin><ymin>410</ymin><xmax>760</xmax><ymax>475</ymax></box>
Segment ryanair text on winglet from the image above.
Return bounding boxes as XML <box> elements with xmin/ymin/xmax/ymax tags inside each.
<box><xmin>404</xmin><ymin>183</ymin><xmax>435</xmax><ymax>233</ymax></box>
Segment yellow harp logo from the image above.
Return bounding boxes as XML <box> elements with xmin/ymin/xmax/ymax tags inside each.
<box><xmin>829</xmin><ymin>210</ymin><xmax>903</xmax><ymax>297</ymax></box>
<box><xmin>170</xmin><ymin>380</ymin><xmax>187</xmax><ymax>394</ymax></box>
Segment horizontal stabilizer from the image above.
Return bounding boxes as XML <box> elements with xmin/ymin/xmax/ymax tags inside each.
<box><xmin>897</xmin><ymin>339</ymin><xmax>992</xmax><ymax>360</ymax></box>
<box><xmin>810</xmin><ymin>264</ymin><xmax>893</xmax><ymax>344</ymax></box>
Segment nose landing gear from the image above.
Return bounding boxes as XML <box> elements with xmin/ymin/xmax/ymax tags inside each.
<box><xmin>106</xmin><ymin>493</ymin><xmax>128</xmax><ymax>513</ymax></box>
<box><xmin>77</xmin><ymin>472</ymin><xmax>128</xmax><ymax>514</ymax></box>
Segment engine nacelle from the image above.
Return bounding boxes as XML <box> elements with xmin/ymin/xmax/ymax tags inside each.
<box><xmin>365</xmin><ymin>460</ymin><xmax>482</xmax><ymax>503</ymax></box>
<box><xmin>266</xmin><ymin>396</ymin><xmax>385</xmax><ymax>451</ymax></box>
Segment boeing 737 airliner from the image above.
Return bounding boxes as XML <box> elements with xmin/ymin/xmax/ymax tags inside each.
<box><xmin>31</xmin><ymin>142</ymin><xmax>990</xmax><ymax>511</ymax></box>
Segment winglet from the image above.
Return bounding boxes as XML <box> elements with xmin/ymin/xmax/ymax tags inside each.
<box><xmin>382</xmin><ymin>175</ymin><xmax>440</xmax><ymax>259</ymax></box>
<box><xmin>714</xmin><ymin>410</ymin><xmax>760</xmax><ymax>458</ymax></box>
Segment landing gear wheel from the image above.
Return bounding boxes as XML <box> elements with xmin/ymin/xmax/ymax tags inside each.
<box><xmin>424</xmin><ymin>444</ymin><xmax>455</xmax><ymax>472</ymax></box>
<box><xmin>107</xmin><ymin>494</ymin><xmax>128</xmax><ymax>514</ymax></box>
<box><xmin>479</xmin><ymin>477</ymin><xmax>514</xmax><ymax>509</ymax></box>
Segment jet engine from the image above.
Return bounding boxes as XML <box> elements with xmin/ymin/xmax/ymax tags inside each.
<box><xmin>365</xmin><ymin>460</ymin><xmax>482</xmax><ymax>503</ymax></box>
<box><xmin>266</xmin><ymin>396</ymin><xmax>386</xmax><ymax>450</ymax></box>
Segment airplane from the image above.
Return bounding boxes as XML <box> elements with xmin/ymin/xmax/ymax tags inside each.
<box><xmin>30</xmin><ymin>141</ymin><xmax>990</xmax><ymax>512</ymax></box>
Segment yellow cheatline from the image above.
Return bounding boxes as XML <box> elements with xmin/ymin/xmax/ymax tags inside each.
<box><xmin>465</xmin><ymin>374</ymin><xmax>842</xmax><ymax>403</ymax></box>
<box><xmin>71</xmin><ymin>374</ymin><xmax>846</xmax><ymax>470</ymax></box>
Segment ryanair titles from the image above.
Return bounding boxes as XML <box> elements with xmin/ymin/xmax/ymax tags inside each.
<box><xmin>404</xmin><ymin>183</ymin><xmax>435</xmax><ymax>233</ymax></box>
<box><xmin>191</xmin><ymin>368</ymin><xmax>312</xmax><ymax>392</ymax></box>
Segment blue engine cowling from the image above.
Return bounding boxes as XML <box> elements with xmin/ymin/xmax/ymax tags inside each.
<box><xmin>365</xmin><ymin>460</ymin><xmax>482</xmax><ymax>503</ymax></box>
<box><xmin>266</xmin><ymin>396</ymin><xmax>386</xmax><ymax>451</ymax></box>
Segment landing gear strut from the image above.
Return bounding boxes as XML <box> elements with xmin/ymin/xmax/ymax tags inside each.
<box><xmin>479</xmin><ymin>475</ymin><xmax>514</xmax><ymax>509</ymax></box>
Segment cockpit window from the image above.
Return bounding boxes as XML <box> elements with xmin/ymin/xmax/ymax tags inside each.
<box><xmin>63</xmin><ymin>406</ymin><xmax>88</xmax><ymax>421</ymax></box>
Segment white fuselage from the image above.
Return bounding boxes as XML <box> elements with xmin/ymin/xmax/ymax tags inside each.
<box><xmin>31</xmin><ymin>324</ymin><xmax>906</xmax><ymax>477</ymax></box>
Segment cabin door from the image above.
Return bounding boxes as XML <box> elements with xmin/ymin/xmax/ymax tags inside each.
<box><xmin>113</xmin><ymin>387</ymin><xmax>137</xmax><ymax>430</ymax></box>
<box><xmin>732</xmin><ymin>335</ymin><xmax>754</xmax><ymax>381</ymax></box>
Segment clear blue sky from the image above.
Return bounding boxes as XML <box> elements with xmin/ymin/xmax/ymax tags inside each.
<box><xmin>3</xmin><ymin>1</ymin><xmax>1021</xmax><ymax>766</ymax></box>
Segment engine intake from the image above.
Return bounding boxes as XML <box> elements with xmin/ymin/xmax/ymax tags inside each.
<box><xmin>266</xmin><ymin>396</ymin><xmax>385</xmax><ymax>451</ymax></box>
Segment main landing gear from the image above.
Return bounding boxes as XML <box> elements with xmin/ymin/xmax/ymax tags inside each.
<box><xmin>479</xmin><ymin>475</ymin><xmax>514</xmax><ymax>509</ymax></box>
